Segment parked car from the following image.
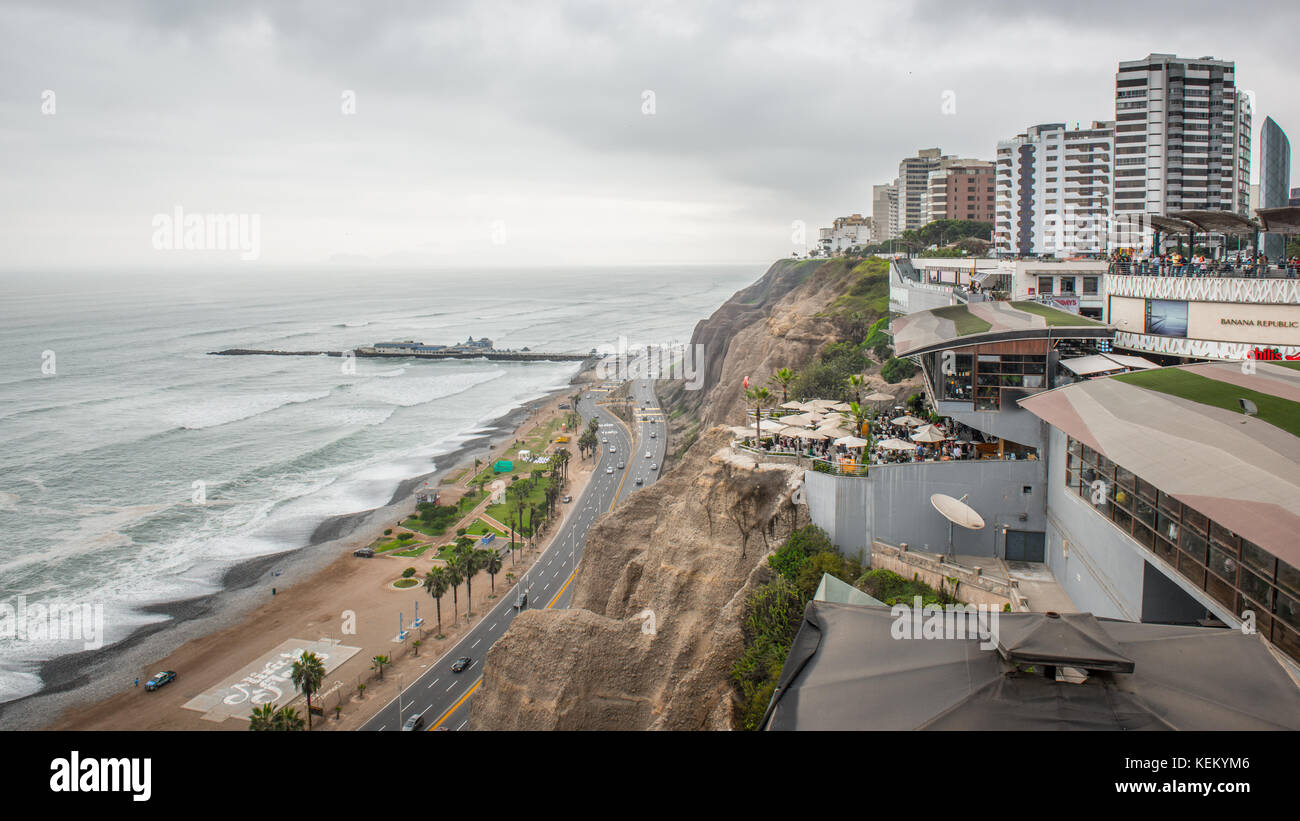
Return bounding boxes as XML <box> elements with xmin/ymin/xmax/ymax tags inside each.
<box><xmin>353</xmin><ymin>546</ymin><xmax>375</xmax><ymax>558</ymax></box>
<box><xmin>451</xmin><ymin>657</ymin><xmax>472</xmax><ymax>673</ymax></box>
<box><xmin>562</xmin><ymin>495</ymin><xmax>572</xmax><ymax>503</ymax></box>
<box><xmin>144</xmin><ymin>671</ymin><xmax>177</xmax><ymax>692</ymax></box>
<box><xmin>402</xmin><ymin>712</ymin><xmax>425</xmax><ymax>731</ymax></box>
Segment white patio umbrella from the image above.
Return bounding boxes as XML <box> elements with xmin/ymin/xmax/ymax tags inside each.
<box><xmin>834</xmin><ymin>436</ymin><xmax>869</xmax><ymax>448</ymax></box>
<box><xmin>780</xmin><ymin>425</ymin><xmax>813</xmax><ymax>437</ymax></box>
<box><xmin>864</xmin><ymin>391</ymin><xmax>894</xmax><ymax>403</ymax></box>
<box><xmin>805</xmin><ymin>399</ymin><xmax>840</xmax><ymax>409</ymax></box>
<box><xmin>877</xmin><ymin>437</ymin><xmax>918</xmax><ymax>451</ymax></box>
<box><xmin>777</xmin><ymin>412</ymin><xmax>818</xmax><ymax>427</ymax></box>
<box><xmin>829</xmin><ymin>402</ymin><xmax>853</xmax><ymax>412</ymax></box>
<box><xmin>757</xmin><ymin>418</ymin><xmax>787</xmax><ymax>432</ymax></box>
<box><xmin>910</xmin><ymin>426</ymin><xmax>947</xmax><ymax>443</ymax></box>
<box><xmin>729</xmin><ymin>425</ymin><xmax>757</xmax><ymax>438</ymax></box>
<box><xmin>816</xmin><ymin>426</ymin><xmax>853</xmax><ymax>439</ymax></box>
<box><xmin>800</xmin><ymin>430</ymin><xmax>831</xmax><ymax>440</ymax></box>
<box><xmin>891</xmin><ymin>414</ymin><xmax>926</xmax><ymax>427</ymax></box>
<box><xmin>779</xmin><ymin>400</ymin><xmax>806</xmax><ymax>410</ymax></box>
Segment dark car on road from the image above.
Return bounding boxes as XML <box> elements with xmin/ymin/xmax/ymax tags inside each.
<box><xmin>353</xmin><ymin>546</ymin><xmax>375</xmax><ymax>558</ymax></box>
<box><xmin>402</xmin><ymin>712</ymin><xmax>425</xmax><ymax>731</ymax></box>
<box><xmin>451</xmin><ymin>657</ymin><xmax>472</xmax><ymax>673</ymax></box>
<box><xmin>145</xmin><ymin>671</ymin><xmax>176</xmax><ymax>691</ymax></box>
<box><xmin>514</xmin><ymin>591</ymin><xmax>528</xmax><ymax>610</ymax></box>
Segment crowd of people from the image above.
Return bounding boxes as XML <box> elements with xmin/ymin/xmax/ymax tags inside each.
<box><xmin>1110</xmin><ymin>247</ymin><xmax>1300</xmax><ymax>278</ymax></box>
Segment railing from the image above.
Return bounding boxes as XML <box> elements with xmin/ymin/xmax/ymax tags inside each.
<box><xmin>1109</xmin><ymin>260</ymin><xmax>1300</xmax><ymax>279</ymax></box>
<box><xmin>811</xmin><ymin>458</ymin><xmax>868</xmax><ymax>477</ymax></box>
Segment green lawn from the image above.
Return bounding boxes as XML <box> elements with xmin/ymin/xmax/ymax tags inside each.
<box><xmin>375</xmin><ymin>535</ymin><xmax>422</xmax><ymax>553</ymax></box>
<box><xmin>464</xmin><ymin>518</ymin><xmax>506</xmax><ymax>537</ymax></box>
<box><xmin>1010</xmin><ymin>301</ymin><xmax>1105</xmax><ymax>327</ymax></box>
<box><xmin>485</xmin><ymin>477</ymin><xmax>554</xmax><ymax>535</ymax></box>
<box><xmin>931</xmin><ymin>304</ymin><xmax>993</xmax><ymax>336</ymax></box>
<box><xmin>1112</xmin><ymin>368</ymin><xmax>1300</xmax><ymax>437</ymax></box>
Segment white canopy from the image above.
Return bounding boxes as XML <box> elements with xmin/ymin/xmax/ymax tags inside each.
<box><xmin>829</xmin><ymin>402</ymin><xmax>853</xmax><ymax>412</ymax></box>
<box><xmin>864</xmin><ymin>392</ymin><xmax>894</xmax><ymax>403</ymax></box>
<box><xmin>779</xmin><ymin>400</ymin><xmax>806</xmax><ymax>410</ymax></box>
<box><xmin>891</xmin><ymin>414</ymin><xmax>926</xmax><ymax>427</ymax></box>
<box><xmin>757</xmin><ymin>418</ymin><xmax>787</xmax><ymax>432</ymax></box>
<box><xmin>877</xmin><ymin>437</ymin><xmax>918</xmax><ymax>451</ymax></box>
<box><xmin>910</xmin><ymin>425</ymin><xmax>947</xmax><ymax>443</ymax></box>
<box><xmin>834</xmin><ymin>436</ymin><xmax>869</xmax><ymax>448</ymax></box>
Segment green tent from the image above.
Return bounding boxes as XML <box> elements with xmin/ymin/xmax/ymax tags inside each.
<box><xmin>493</xmin><ymin>460</ymin><xmax>514</xmax><ymax>473</ymax></box>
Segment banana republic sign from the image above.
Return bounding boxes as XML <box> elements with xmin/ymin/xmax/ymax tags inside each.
<box><xmin>1220</xmin><ymin>318</ymin><xmax>1300</xmax><ymax>328</ymax></box>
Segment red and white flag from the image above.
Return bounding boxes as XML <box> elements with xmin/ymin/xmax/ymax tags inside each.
<box><xmin>743</xmin><ymin>375</ymin><xmax>750</xmax><ymax>389</ymax></box>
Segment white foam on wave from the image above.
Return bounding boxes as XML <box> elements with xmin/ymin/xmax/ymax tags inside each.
<box><xmin>169</xmin><ymin>390</ymin><xmax>332</xmax><ymax>430</ymax></box>
<box><xmin>353</xmin><ymin>369</ymin><xmax>502</xmax><ymax>407</ymax></box>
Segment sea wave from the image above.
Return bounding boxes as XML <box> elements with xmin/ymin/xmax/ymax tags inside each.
<box><xmin>168</xmin><ymin>390</ymin><xmax>333</xmax><ymax>430</ymax></box>
<box><xmin>352</xmin><ymin>369</ymin><xmax>503</xmax><ymax>407</ymax></box>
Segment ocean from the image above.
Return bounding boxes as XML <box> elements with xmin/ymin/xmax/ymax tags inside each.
<box><xmin>0</xmin><ymin>264</ymin><xmax>761</xmax><ymax>707</ymax></box>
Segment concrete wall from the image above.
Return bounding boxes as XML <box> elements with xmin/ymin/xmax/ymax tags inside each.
<box><xmin>804</xmin><ymin>458</ymin><xmax>1046</xmax><ymax>559</ymax></box>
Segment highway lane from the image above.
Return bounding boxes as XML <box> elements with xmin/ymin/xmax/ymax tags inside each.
<box><xmin>362</xmin><ymin>377</ymin><xmax>664</xmax><ymax>731</ymax></box>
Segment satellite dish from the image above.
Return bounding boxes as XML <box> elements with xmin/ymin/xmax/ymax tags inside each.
<box><xmin>930</xmin><ymin>493</ymin><xmax>986</xmax><ymax>530</ymax></box>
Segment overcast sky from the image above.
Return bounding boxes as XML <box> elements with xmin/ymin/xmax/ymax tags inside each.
<box><xmin>2</xmin><ymin>0</ymin><xmax>1297</xmax><ymax>270</ymax></box>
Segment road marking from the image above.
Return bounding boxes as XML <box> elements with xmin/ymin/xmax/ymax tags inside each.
<box><xmin>489</xmin><ymin>622</ymin><xmax>496</xmax><ymax>630</ymax></box>
<box><xmin>427</xmin><ymin>678</ymin><xmax>440</xmax><ymax>689</ymax></box>
<box><xmin>547</xmin><ymin>566</ymin><xmax>579</xmax><ymax>608</ymax></box>
<box><xmin>456</xmin><ymin>720</ymin><xmax>468</xmax><ymax>731</ymax></box>
<box><xmin>471</xmin><ymin>638</ymin><xmax>480</xmax><ymax>648</ymax></box>
<box><xmin>447</xmin><ymin>681</ymin><xmax>457</xmax><ymax>691</ymax></box>
<box><xmin>428</xmin><ymin>678</ymin><xmax>482</xmax><ymax>730</ymax></box>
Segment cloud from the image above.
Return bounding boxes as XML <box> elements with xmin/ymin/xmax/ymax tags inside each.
<box><xmin>1</xmin><ymin>0</ymin><xmax>1296</xmax><ymax>269</ymax></box>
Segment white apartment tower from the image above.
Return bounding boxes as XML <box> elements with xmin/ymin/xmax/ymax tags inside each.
<box><xmin>994</xmin><ymin>121</ymin><xmax>1115</xmax><ymax>256</ymax></box>
<box><xmin>1112</xmin><ymin>54</ymin><xmax>1252</xmax><ymax>245</ymax></box>
<box><xmin>871</xmin><ymin>182</ymin><xmax>897</xmax><ymax>241</ymax></box>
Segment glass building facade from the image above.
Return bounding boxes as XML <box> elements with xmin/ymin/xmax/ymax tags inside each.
<box><xmin>1259</xmin><ymin>116</ymin><xmax>1291</xmax><ymax>260</ymax></box>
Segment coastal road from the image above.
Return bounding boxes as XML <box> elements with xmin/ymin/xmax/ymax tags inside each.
<box><xmin>361</xmin><ymin>377</ymin><xmax>664</xmax><ymax>732</ymax></box>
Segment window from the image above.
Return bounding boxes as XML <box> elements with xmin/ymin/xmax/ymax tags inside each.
<box><xmin>1038</xmin><ymin>276</ymin><xmax>1054</xmax><ymax>295</ymax></box>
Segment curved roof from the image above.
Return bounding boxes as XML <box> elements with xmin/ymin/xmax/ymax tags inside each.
<box><xmin>891</xmin><ymin>301</ymin><xmax>1111</xmax><ymax>358</ymax></box>
<box><xmin>1168</xmin><ymin>209</ymin><xmax>1261</xmax><ymax>235</ymax></box>
<box><xmin>1257</xmin><ymin>206</ymin><xmax>1300</xmax><ymax>235</ymax></box>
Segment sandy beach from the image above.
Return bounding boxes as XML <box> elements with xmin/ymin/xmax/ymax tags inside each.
<box><xmin>25</xmin><ymin>375</ymin><xmax>598</xmax><ymax>731</ymax></box>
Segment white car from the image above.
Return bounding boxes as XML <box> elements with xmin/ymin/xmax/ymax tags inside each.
<box><xmin>645</xmin><ymin>451</ymin><xmax>652</xmax><ymax>458</ymax></box>
<box><xmin>601</xmin><ymin>437</ymin><xmax>607</xmax><ymax>443</ymax></box>
<box><xmin>606</xmin><ymin>467</ymin><xmax>613</xmax><ymax>474</ymax></box>
<box><xmin>651</xmin><ymin>463</ymin><xmax>658</xmax><ymax>471</ymax></box>
<box><xmin>650</xmin><ymin>431</ymin><xmax>656</xmax><ymax>438</ymax></box>
<box><xmin>635</xmin><ymin>476</ymin><xmax>643</xmax><ymax>485</ymax></box>
<box><xmin>610</xmin><ymin>445</ymin><xmax>617</xmax><ymax>453</ymax></box>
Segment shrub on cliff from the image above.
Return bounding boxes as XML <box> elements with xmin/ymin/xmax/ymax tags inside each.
<box><xmin>731</xmin><ymin>574</ymin><xmax>807</xmax><ymax>730</ymax></box>
<box><xmin>857</xmin><ymin>568</ymin><xmax>954</xmax><ymax>607</ymax></box>
<box><xmin>881</xmin><ymin>356</ymin><xmax>916</xmax><ymax>384</ymax></box>
<box><xmin>791</xmin><ymin>342</ymin><xmax>870</xmax><ymax>401</ymax></box>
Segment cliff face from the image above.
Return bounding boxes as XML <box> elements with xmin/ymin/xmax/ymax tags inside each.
<box><xmin>468</xmin><ymin>258</ymin><xmax>856</xmax><ymax>731</ymax></box>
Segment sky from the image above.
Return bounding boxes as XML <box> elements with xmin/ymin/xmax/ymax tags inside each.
<box><xmin>1</xmin><ymin>0</ymin><xmax>1297</xmax><ymax>270</ymax></box>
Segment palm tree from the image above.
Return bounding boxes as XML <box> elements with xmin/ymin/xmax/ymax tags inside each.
<box><xmin>443</xmin><ymin>561</ymin><xmax>464</xmax><ymax>626</ymax></box>
<box><xmin>423</xmin><ymin>566</ymin><xmax>449</xmax><ymax>637</ymax></box>
<box><xmin>848</xmin><ymin>401</ymin><xmax>870</xmax><ymax>438</ymax></box>
<box><xmin>744</xmin><ymin>386</ymin><xmax>775</xmax><ymax>445</ymax></box>
<box><xmin>371</xmin><ymin>654</ymin><xmax>390</xmax><ymax>681</ymax></box>
<box><xmin>483</xmin><ymin>549</ymin><xmax>503</xmax><ymax>596</ymax></box>
<box><xmin>454</xmin><ymin>545</ymin><xmax>479</xmax><ymax>618</ymax></box>
<box><xmin>768</xmin><ymin>368</ymin><xmax>796</xmax><ymax>403</ymax></box>
<box><xmin>847</xmin><ymin>373</ymin><xmax>864</xmax><ymax>405</ymax></box>
<box><xmin>248</xmin><ymin>702</ymin><xmax>279</xmax><ymax>731</ymax></box>
<box><xmin>291</xmin><ymin>650</ymin><xmax>326</xmax><ymax>731</ymax></box>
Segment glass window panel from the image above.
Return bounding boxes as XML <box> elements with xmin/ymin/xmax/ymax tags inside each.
<box><xmin>1210</xmin><ymin>521</ymin><xmax>1239</xmax><ymax>554</ymax></box>
<box><xmin>1111</xmin><ymin>506</ymin><xmax>1132</xmax><ymax>533</ymax></box>
<box><xmin>1274</xmin><ymin>623</ymin><xmax>1300</xmax><ymax>661</ymax></box>
<box><xmin>1239</xmin><ymin>568</ymin><xmax>1274</xmax><ymax>608</ymax></box>
<box><xmin>1207</xmin><ymin>545</ymin><xmax>1239</xmax><ymax>584</ymax></box>
<box><xmin>1133</xmin><ymin>523</ymin><xmax>1155</xmax><ymax>549</ymax></box>
<box><xmin>1134</xmin><ymin>497</ymin><xmax>1156</xmax><ymax>527</ymax></box>
<box><xmin>1135</xmin><ymin>477</ymin><xmax>1156</xmax><ymax>503</ymax></box>
<box><xmin>1068</xmin><ymin>438</ymin><xmax>1081</xmax><ymax>457</ymax></box>
<box><xmin>1240</xmin><ymin>540</ymin><xmax>1275</xmax><ymax>576</ymax></box>
<box><xmin>1177</xmin><ymin>553</ymin><xmax>1205</xmax><ymax>586</ymax></box>
<box><xmin>1181</xmin><ymin>528</ymin><xmax>1208</xmax><ymax>564</ymax></box>
<box><xmin>1157</xmin><ymin>490</ymin><xmax>1180</xmax><ymax>518</ymax></box>
<box><xmin>1182</xmin><ymin>505</ymin><xmax>1207</xmax><ymax>533</ymax></box>
<box><xmin>1114</xmin><ymin>466</ymin><xmax>1135</xmax><ymax>491</ymax></box>
<box><xmin>1278</xmin><ymin>561</ymin><xmax>1299</xmax><ymax>599</ymax></box>
<box><xmin>1156</xmin><ymin>513</ymin><xmax>1180</xmax><ymax>545</ymax></box>
<box><xmin>1277</xmin><ymin>593</ymin><xmax>1300</xmax><ymax>632</ymax></box>
<box><xmin>1153</xmin><ymin>536</ymin><xmax>1178</xmax><ymax>566</ymax></box>
<box><xmin>1206</xmin><ymin>573</ymin><xmax>1236</xmax><ymax>610</ymax></box>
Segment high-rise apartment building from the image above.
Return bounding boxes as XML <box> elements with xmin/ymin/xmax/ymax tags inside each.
<box><xmin>897</xmin><ymin>148</ymin><xmax>945</xmax><ymax>232</ymax></box>
<box><xmin>1259</xmin><ymin>116</ymin><xmax>1291</xmax><ymax>259</ymax></box>
<box><xmin>1111</xmin><ymin>53</ymin><xmax>1252</xmax><ymax>245</ymax></box>
<box><xmin>994</xmin><ymin>121</ymin><xmax>1114</xmax><ymax>256</ymax></box>
<box><xmin>925</xmin><ymin>160</ymin><xmax>996</xmax><ymax>224</ymax></box>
